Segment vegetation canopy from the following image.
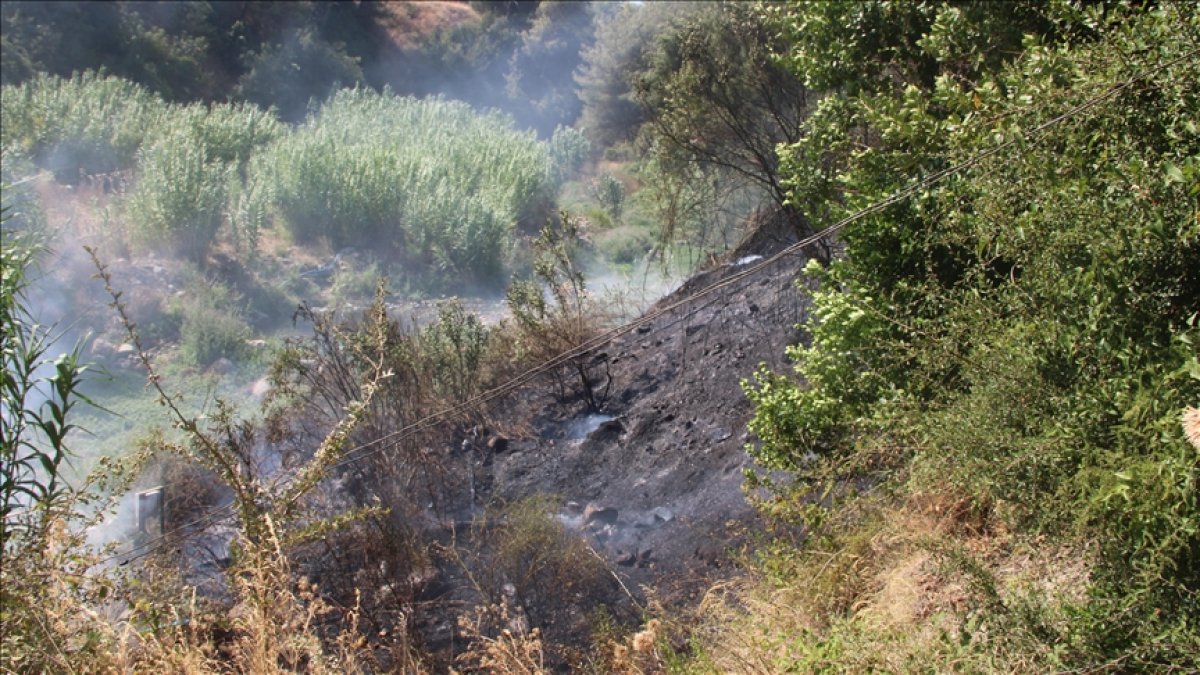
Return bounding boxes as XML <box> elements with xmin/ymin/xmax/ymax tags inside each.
<box><xmin>738</xmin><ymin>2</ymin><xmax>1200</xmax><ymax>670</ymax></box>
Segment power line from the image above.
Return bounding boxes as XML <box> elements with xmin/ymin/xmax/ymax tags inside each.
<box><xmin>93</xmin><ymin>46</ymin><xmax>1198</xmax><ymax>568</ymax></box>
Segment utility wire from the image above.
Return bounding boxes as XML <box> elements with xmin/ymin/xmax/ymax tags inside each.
<box><xmin>94</xmin><ymin>46</ymin><xmax>1198</xmax><ymax>568</ymax></box>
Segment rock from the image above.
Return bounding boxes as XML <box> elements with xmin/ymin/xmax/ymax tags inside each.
<box><xmin>582</xmin><ymin>503</ymin><xmax>618</xmax><ymax>527</ymax></box>
<box><xmin>244</xmin><ymin>338</ymin><xmax>268</xmax><ymax>349</ymax></box>
<box><xmin>615</xmin><ymin>550</ymin><xmax>636</xmax><ymax>566</ymax></box>
<box><xmin>652</xmin><ymin>507</ymin><xmax>674</xmax><ymax>523</ymax></box>
<box><xmin>116</xmin><ymin>342</ymin><xmax>137</xmax><ymax>355</ymax></box>
<box><xmin>251</xmin><ymin>377</ymin><xmax>271</xmax><ymax>398</ymax></box>
<box><xmin>487</xmin><ymin>435</ymin><xmax>509</xmax><ymax>453</ymax></box>
<box><xmin>588</xmin><ymin>418</ymin><xmax>624</xmax><ymax>442</ymax></box>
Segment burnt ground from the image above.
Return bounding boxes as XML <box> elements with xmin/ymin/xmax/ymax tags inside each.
<box><xmin>423</xmin><ymin>220</ymin><xmax>819</xmax><ymax>665</ymax></box>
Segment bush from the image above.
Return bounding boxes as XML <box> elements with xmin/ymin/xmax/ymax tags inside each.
<box><xmin>545</xmin><ymin>124</ymin><xmax>590</xmax><ymax>189</ymax></box>
<box><xmin>253</xmin><ymin>88</ymin><xmax>550</xmax><ymax>287</ymax></box>
<box><xmin>329</xmin><ymin>260</ymin><xmax>383</xmax><ymax>307</ymax></box>
<box><xmin>0</xmin><ymin>150</ymin><xmax>45</xmax><ymax>235</ymax></box>
<box><xmin>234</xmin><ymin>27</ymin><xmax>364</xmax><ymax>122</ymax></box>
<box><xmin>744</xmin><ymin>3</ymin><xmax>1200</xmax><ymax>669</ymax></box>
<box><xmin>419</xmin><ymin>299</ymin><xmax>490</xmax><ymax>404</ymax></box>
<box><xmin>168</xmin><ymin>276</ymin><xmax>251</xmax><ymax>367</ymax></box>
<box><xmin>589</xmin><ymin>173</ymin><xmax>624</xmax><ymax>224</ymax></box>
<box><xmin>594</xmin><ymin>224</ymin><xmax>653</xmax><ymax>266</ymax></box>
<box><xmin>507</xmin><ymin>213</ymin><xmax>610</xmax><ymax>410</ymax></box>
<box><xmin>0</xmin><ymin>72</ymin><xmax>167</xmax><ymax>178</ymax></box>
<box><xmin>1</xmin><ymin>226</ymin><xmax>115</xmax><ymax>673</ymax></box>
<box><xmin>125</xmin><ymin>127</ymin><xmax>232</xmax><ymax>261</ymax></box>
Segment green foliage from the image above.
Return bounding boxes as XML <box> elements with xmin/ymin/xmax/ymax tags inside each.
<box><xmin>0</xmin><ymin>72</ymin><xmax>168</xmax><ymax>177</ymax></box>
<box><xmin>575</xmin><ymin>2</ymin><xmax>699</xmax><ymax>148</ymax></box>
<box><xmin>226</xmin><ymin>170</ymin><xmax>274</xmax><ymax>262</ymax></box>
<box><xmin>1</xmin><ymin>231</ymin><xmax>135</xmax><ymax>674</ymax></box>
<box><xmin>420</xmin><ymin>299</ymin><xmax>490</xmax><ymax>407</ymax></box>
<box><xmin>589</xmin><ymin>173</ymin><xmax>625</xmax><ymax>224</ymax></box>
<box><xmin>329</xmin><ymin>260</ymin><xmax>383</xmax><ymax>307</ymax></box>
<box><xmin>747</xmin><ymin>2</ymin><xmax>1200</xmax><ymax>668</ymax></box>
<box><xmin>0</xmin><ymin>228</ymin><xmax>87</xmax><ymax>546</ymax></box>
<box><xmin>166</xmin><ymin>275</ymin><xmax>251</xmax><ymax>368</ymax></box>
<box><xmin>255</xmin><ymin>88</ymin><xmax>549</xmax><ymax>288</ymax></box>
<box><xmin>137</xmin><ymin>100</ymin><xmax>281</xmax><ymax>262</ymax></box>
<box><xmin>634</xmin><ymin>1</ymin><xmax>812</xmax><ymax>240</ymax></box>
<box><xmin>1</xmin><ymin>1</ymin><xmax>213</xmax><ymax>101</ymax></box>
<box><xmin>0</xmin><ymin>150</ymin><xmax>44</xmax><ymax>234</ymax></box>
<box><xmin>173</xmin><ymin>101</ymin><xmax>284</xmax><ymax>173</ymax></box>
<box><xmin>2</xmin><ymin>76</ymin><xmax>281</xmax><ymax>261</ymax></box>
<box><xmin>126</xmin><ymin>127</ymin><xmax>232</xmax><ymax>261</ymax></box>
<box><xmin>503</xmin><ymin>1</ymin><xmax>594</xmax><ymax>136</ymax></box>
<box><xmin>594</xmin><ymin>224</ymin><xmax>654</xmax><ymax>267</ymax></box>
<box><xmin>507</xmin><ymin>213</ymin><xmax>609</xmax><ymax>410</ymax></box>
<box><xmin>545</xmin><ymin>124</ymin><xmax>590</xmax><ymax>189</ymax></box>
<box><xmin>631</xmin><ymin>156</ymin><xmax>759</xmax><ymax>261</ymax></box>
<box><xmin>768</xmin><ymin>0</ymin><xmax>1052</xmax><ymax>96</ymax></box>
<box><xmin>234</xmin><ymin>27</ymin><xmax>364</xmax><ymax>122</ymax></box>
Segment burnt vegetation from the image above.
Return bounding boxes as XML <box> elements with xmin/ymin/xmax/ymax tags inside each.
<box><xmin>3</xmin><ymin>1</ymin><xmax>1199</xmax><ymax>672</ymax></box>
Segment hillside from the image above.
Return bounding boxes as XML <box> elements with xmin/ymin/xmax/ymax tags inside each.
<box><xmin>3</xmin><ymin>2</ymin><xmax>1197</xmax><ymax>672</ymax></box>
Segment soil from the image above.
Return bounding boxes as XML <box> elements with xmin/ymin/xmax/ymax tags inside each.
<box><xmin>434</xmin><ymin>216</ymin><xmax>819</xmax><ymax>664</ymax></box>
<box><xmin>32</xmin><ymin>170</ymin><xmax>821</xmax><ymax>666</ymax></box>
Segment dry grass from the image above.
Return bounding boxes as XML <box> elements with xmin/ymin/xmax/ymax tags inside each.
<box><xmin>454</xmin><ymin>597</ymin><xmax>547</xmax><ymax>675</ymax></box>
<box><xmin>1184</xmin><ymin>406</ymin><xmax>1200</xmax><ymax>451</ymax></box>
<box><xmin>376</xmin><ymin>1</ymin><xmax>481</xmax><ymax>51</ymax></box>
<box><xmin>684</xmin><ymin>489</ymin><xmax>1094</xmax><ymax>673</ymax></box>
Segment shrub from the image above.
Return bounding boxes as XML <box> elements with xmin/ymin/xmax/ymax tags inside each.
<box><xmin>125</xmin><ymin>127</ymin><xmax>232</xmax><ymax>261</ymax></box>
<box><xmin>594</xmin><ymin>224</ymin><xmax>653</xmax><ymax>267</ymax></box>
<box><xmin>419</xmin><ymin>299</ymin><xmax>490</xmax><ymax>404</ymax></box>
<box><xmin>506</xmin><ymin>213</ymin><xmax>610</xmax><ymax>410</ymax></box>
<box><xmin>545</xmin><ymin>124</ymin><xmax>590</xmax><ymax>189</ymax></box>
<box><xmin>589</xmin><ymin>173</ymin><xmax>625</xmax><ymax>224</ymax></box>
<box><xmin>329</xmin><ymin>260</ymin><xmax>383</xmax><ymax>307</ymax></box>
<box><xmin>1</xmin><ymin>227</ymin><xmax>123</xmax><ymax>673</ymax></box>
<box><xmin>0</xmin><ymin>150</ymin><xmax>45</xmax><ymax>235</ymax></box>
<box><xmin>744</xmin><ymin>3</ymin><xmax>1200</xmax><ymax>668</ymax></box>
<box><xmin>253</xmin><ymin>88</ymin><xmax>550</xmax><ymax>287</ymax></box>
<box><xmin>0</xmin><ymin>72</ymin><xmax>167</xmax><ymax>178</ymax></box>
<box><xmin>167</xmin><ymin>276</ymin><xmax>251</xmax><ymax>367</ymax></box>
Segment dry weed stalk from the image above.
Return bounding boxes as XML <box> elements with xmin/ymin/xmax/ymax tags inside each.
<box><xmin>609</xmin><ymin>617</ymin><xmax>666</xmax><ymax>674</ymax></box>
<box><xmin>1184</xmin><ymin>407</ymin><xmax>1200</xmax><ymax>451</ymax></box>
<box><xmin>453</xmin><ymin>597</ymin><xmax>547</xmax><ymax>675</ymax></box>
<box><xmin>83</xmin><ymin>251</ymin><xmax>394</xmax><ymax>671</ymax></box>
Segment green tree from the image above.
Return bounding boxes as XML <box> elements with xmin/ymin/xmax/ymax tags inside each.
<box><xmin>234</xmin><ymin>27</ymin><xmax>364</xmax><ymax>122</ymax></box>
<box><xmin>0</xmin><ymin>1</ymin><xmax>214</xmax><ymax>100</ymax></box>
<box><xmin>504</xmin><ymin>0</ymin><xmax>595</xmax><ymax>136</ymax></box>
<box><xmin>747</xmin><ymin>2</ymin><xmax>1200</xmax><ymax>667</ymax></box>
<box><xmin>634</xmin><ymin>1</ymin><xmax>816</xmax><ymax>248</ymax></box>
<box><xmin>574</xmin><ymin>1</ymin><xmax>700</xmax><ymax>149</ymax></box>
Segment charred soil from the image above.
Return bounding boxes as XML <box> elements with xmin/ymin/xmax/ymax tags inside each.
<box><xmin>424</xmin><ymin>218</ymin><xmax>818</xmax><ymax>667</ymax></box>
